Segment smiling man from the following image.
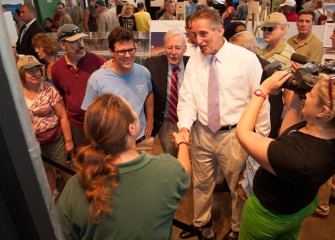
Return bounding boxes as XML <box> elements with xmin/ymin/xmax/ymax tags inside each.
<box><xmin>288</xmin><ymin>9</ymin><xmax>323</xmax><ymax>63</ymax></box>
<box><xmin>144</xmin><ymin>29</ymin><xmax>188</xmax><ymax>157</ymax></box>
<box><xmin>52</xmin><ymin>24</ymin><xmax>106</xmax><ymax>148</ymax></box>
<box><xmin>81</xmin><ymin>27</ymin><xmax>154</xmax><ymax>154</ymax></box>
<box><xmin>176</xmin><ymin>9</ymin><xmax>270</xmax><ymax>240</ymax></box>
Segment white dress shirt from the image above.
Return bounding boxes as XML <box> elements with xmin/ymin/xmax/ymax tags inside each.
<box><xmin>177</xmin><ymin>41</ymin><xmax>271</xmax><ymax>136</ymax></box>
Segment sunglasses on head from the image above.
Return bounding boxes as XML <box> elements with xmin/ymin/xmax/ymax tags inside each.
<box><xmin>260</xmin><ymin>26</ymin><xmax>280</xmax><ymax>32</ymax></box>
<box><xmin>58</xmin><ymin>28</ymin><xmax>81</xmax><ymax>41</ymax></box>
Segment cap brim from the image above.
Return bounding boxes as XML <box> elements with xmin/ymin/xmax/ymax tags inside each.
<box><xmin>63</xmin><ymin>33</ymin><xmax>88</xmax><ymax>42</ymax></box>
<box><xmin>258</xmin><ymin>22</ymin><xmax>279</xmax><ymax>28</ymax></box>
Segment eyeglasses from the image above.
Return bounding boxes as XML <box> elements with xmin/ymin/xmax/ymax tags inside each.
<box><xmin>260</xmin><ymin>26</ymin><xmax>280</xmax><ymax>32</ymax></box>
<box><xmin>166</xmin><ymin>46</ymin><xmax>184</xmax><ymax>52</ymax></box>
<box><xmin>329</xmin><ymin>77</ymin><xmax>334</xmax><ymax>110</ymax></box>
<box><xmin>114</xmin><ymin>47</ymin><xmax>136</xmax><ymax>56</ymax></box>
<box><xmin>58</xmin><ymin>28</ymin><xmax>81</xmax><ymax>41</ymax></box>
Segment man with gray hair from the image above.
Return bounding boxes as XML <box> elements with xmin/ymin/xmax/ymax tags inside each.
<box><xmin>229</xmin><ymin>31</ymin><xmax>257</xmax><ymax>53</ymax></box>
<box><xmin>176</xmin><ymin>8</ymin><xmax>270</xmax><ymax>240</ymax></box>
<box><xmin>144</xmin><ymin>29</ymin><xmax>189</xmax><ymax>157</ymax></box>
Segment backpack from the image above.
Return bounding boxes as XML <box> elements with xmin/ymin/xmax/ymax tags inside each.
<box><xmin>317</xmin><ymin>10</ymin><xmax>327</xmax><ymax>25</ymax></box>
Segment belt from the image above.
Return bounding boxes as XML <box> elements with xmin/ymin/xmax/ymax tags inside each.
<box><xmin>136</xmin><ymin>135</ymin><xmax>146</xmax><ymax>144</ymax></box>
<box><xmin>219</xmin><ymin>124</ymin><xmax>237</xmax><ymax>131</ymax></box>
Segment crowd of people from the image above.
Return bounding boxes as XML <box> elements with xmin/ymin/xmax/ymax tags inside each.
<box><xmin>2</xmin><ymin>0</ymin><xmax>335</xmax><ymax>239</ymax></box>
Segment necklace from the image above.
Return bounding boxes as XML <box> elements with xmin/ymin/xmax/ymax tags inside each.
<box><xmin>24</xmin><ymin>83</ymin><xmax>41</xmax><ymax>100</ymax></box>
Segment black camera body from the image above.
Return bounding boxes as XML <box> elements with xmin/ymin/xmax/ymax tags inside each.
<box><xmin>262</xmin><ymin>52</ymin><xmax>335</xmax><ymax>98</ymax></box>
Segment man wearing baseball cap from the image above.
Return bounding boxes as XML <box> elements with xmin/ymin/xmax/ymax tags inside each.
<box><xmin>280</xmin><ymin>0</ymin><xmax>298</xmax><ymax>22</ymax></box>
<box><xmin>95</xmin><ymin>0</ymin><xmax>119</xmax><ymax>32</ymax></box>
<box><xmin>257</xmin><ymin>12</ymin><xmax>295</xmax><ymax>134</ymax></box>
<box><xmin>51</xmin><ymin>24</ymin><xmax>106</xmax><ymax>149</ymax></box>
<box><xmin>257</xmin><ymin>12</ymin><xmax>295</xmax><ymax>72</ymax></box>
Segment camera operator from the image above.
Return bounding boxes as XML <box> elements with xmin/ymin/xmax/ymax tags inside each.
<box><xmin>236</xmin><ymin>70</ymin><xmax>335</xmax><ymax>239</ymax></box>
<box><xmin>311</xmin><ymin>27</ymin><xmax>335</xmax><ymax>219</ymax></box>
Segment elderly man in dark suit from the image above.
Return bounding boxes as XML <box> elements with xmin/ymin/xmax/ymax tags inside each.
<box><xmin>16</xmin><ymin>4</ymin><xmax>44</xmax><ymax>58</ymax></box>
<box><xmin>144</xmin><ymin>29</ymin><xmax>189</xmax><ymax>157</ymax></box>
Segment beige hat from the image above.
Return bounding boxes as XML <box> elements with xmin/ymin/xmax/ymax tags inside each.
<box><xmin>57</xmin><ymin>24</ymin><xmax>88</xmax><ymax>42</ymax></box>
<box><xmin>280</xmin><ymin>0</ymin><xmax>296</xmax><ymax>7</ymax></box>
<box><xmin>17</xmin><ymin>55</ymin><xmax>43</xmax><ymax>70</ymax></box>
<box><xmin>258</xmin><ymin>12</ymin><xmax>288</xmax><ymax>28</ymax></box>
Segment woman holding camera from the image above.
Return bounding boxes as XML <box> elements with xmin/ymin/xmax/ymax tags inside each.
<box><xmin>236</xmin><ymin>71</ymin><xmax>335</xmax><ymax>239</ymax></box>
<box><xmin>57</xmin><ymin>94</ymin><xmax>191</xmax><ymax>239</ymax></box>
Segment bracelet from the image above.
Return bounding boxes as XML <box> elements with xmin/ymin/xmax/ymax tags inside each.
<box><xmin>177</xmin><ymin>142</ymin><xmax>189</xmax><ymax>148</ymax></box>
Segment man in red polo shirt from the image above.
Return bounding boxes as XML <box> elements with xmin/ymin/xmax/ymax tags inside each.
<box><xmin>52</xmin><ymin>24</ymin><xmax>105</xmax><ymax>148</ymax></box>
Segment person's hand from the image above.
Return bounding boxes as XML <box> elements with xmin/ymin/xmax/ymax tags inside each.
<box><xmin>291</xmin><ymin>61</ymin><xmax>303</xmax><ymax>73</ymax></box>
<box><xmin>65</xmin><ymin>141</ymin><xmax>74</xmax><ymax>153</ymax></box>
<box><xmin>144</xmin><ymin>119</ymin><xmax>153</xmax><ymax>138</ymax></box>
<box><xmin>261</xmin><ymin>70</ymin><xmax>292</xmax><ymax>95</ymax></box>
<box><xmin>174</xmin><ymin>128</ymin><xmax>190</xmax><ymax>144</ymax></box>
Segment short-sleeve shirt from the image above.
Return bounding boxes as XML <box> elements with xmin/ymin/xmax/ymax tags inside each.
<box><xmin>254</xmin><ymin>122</ymin><xmax>335</xmax><ymax>214</ymax></box>
<box><xmin>26</xmin><ymin>81</ymin><xmax>61</xmax><ymax>135</ymax></box>
<box><xmin>57</xmin><ymin>152</ymin><xmax>191</xmax><ymax>239</ymax></box>
<box><xmin>81</xmin><ymin>64</ymin><xmax>152</xmax><ymax>138</ymax></box>
<box><xmin>52</xmin><ymin>51</ymin><xmax>106</xmax><ymax>127</ymax></box>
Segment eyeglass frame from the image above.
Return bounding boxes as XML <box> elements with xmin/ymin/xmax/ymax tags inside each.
<box><xmin>58</xmin><ymin>28</ymin><xmax>81</xmax><ymax>42</ymax></box>
<box><xmin>260</xmin><ymin>26</ymin><xmax>281</xmax><ymax>32</ymax></box>
<box><xmin>165</xmin><ymin>45</ymin><xmax>185</xmax><ymax>53</ymax></box>
<box><xmin>114</xmin><ymin>47</ymin><xmax>137</xmax><ymax>56</ymax></box>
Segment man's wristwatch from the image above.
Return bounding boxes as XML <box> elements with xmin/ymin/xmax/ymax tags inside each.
<box><xmin>254</xmin><ymin>89</ymin><xmax>267</xmax><ymax>100</ymax></box>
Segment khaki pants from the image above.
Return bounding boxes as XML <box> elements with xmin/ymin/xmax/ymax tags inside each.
<box><xmin>316</xmin><ymin>175</ymin><xmax>335</xmax><ymax>216</ymax></box>
<box><xmin>191</xmin><ymin>121</ymin><xmax>247</xmax><ymax>232</ymax></box>
<box><xmin>158</xmin><ymin>119</ymin><xmax>179</xmax><ymax>157</ymax></box>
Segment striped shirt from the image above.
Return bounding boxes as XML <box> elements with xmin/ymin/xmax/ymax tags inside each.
<box><xmin>257</xmin><ymin>41</ymin><xmax>295</xmax><ymax>72</ymax></box>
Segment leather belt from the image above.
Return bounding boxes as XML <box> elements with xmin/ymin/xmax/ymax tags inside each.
<box><xmin>219</xmin><ymin>124</ymin><xmax>237</xmax><ymax>131</ymax></box>
<box><xmin>136</xmin><ymin>136</ymin><xmax>146</xmax><ymax>144</ymax></box>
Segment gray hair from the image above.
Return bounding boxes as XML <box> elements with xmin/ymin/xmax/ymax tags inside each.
<box><xmin>164</xmin><ymin>29</ymin><xmax>187</xmax><ymax>46</ymax></box>
<box><xmin>229</xmin><ymin>31</ymin><xmax>258</xmax><ymax>53</ymax></box>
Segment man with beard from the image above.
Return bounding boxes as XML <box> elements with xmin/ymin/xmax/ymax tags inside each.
<box><xmin>81</xmin><ymin>27</ymin><xmax>154</xmax><ymax>154</ymax></box>
<box><xmin>176</xmin><ymin>9</ymin><xmax>270</xmax><ymax>240</ymax></box>
<box><xmin>52</xmin><ymin>24</ymin><xmax>106</xmax><ymax>148</ymax></box>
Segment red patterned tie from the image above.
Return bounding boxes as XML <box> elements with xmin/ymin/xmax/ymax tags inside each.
<box><xmin>168</xmin><ymin>66</ymin><xmax>179</xmax><ymax>124</ymax></box>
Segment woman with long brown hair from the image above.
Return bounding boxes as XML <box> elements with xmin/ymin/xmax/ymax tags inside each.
<box><xmin>57</xmin><ymin>93</ymin><xmax>191</xmax><ymax>239</ymax></box>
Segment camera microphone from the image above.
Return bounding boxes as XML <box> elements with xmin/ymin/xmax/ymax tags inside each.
<box><xmin>290</xmin><ymin>53</ymin><xmax>310</xmax><ymax>64</ymax></box>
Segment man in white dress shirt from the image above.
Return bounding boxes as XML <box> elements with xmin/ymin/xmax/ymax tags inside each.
<box><xmin>176</xmin><ymin>8</ymin><xmax>270</xmax><ymax>240</ymax></box>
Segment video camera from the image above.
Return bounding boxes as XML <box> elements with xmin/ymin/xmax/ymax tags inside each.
<box><xmin>263</xmin><ymin>53</ymin><xmax>335</xmax><ymax>98</ymax></box>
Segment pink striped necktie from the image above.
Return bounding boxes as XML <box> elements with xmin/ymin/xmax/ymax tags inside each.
<box><xmin>168</xmin><ymin>66</ymin><xmax>179</xmax><ymax>124</ymax></box>
<box><xmin>208</xmin><ymin>55</ymin><xmax>221</xmax><ymax>133</ymax></box>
